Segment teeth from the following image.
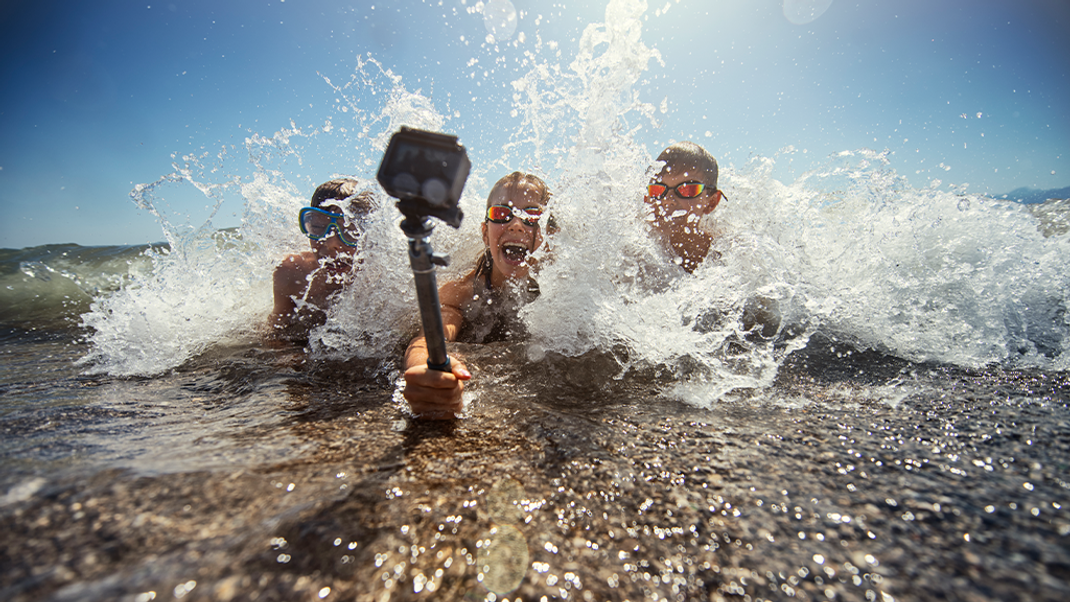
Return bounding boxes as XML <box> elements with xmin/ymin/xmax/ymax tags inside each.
<box><xmin>502</xmin><ymin>243</ymin><xmax>528</xmax><ymax>259</ymax></box>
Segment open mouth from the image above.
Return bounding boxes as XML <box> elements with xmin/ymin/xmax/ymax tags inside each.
<box><xmin>321</xmin><ymin>256</ymin><xmax>353</xmax><ymax>273</ymax></box>
<box><xmin>501</xmin><ymin>242</ymin><xmax>529</xmax><ymax>265</ymax></box>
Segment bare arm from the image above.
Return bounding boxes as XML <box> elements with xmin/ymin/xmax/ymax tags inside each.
<box><xmin>269</xmin><ymin>257</ymin><xmax>306</xmax><ymax>335</ymax></box>
<box><xmin>268</xmin><ymin>253</ymin><xmax>322</xmax><ymax>340</ymax></box>
<box><xmin>402</xmin><ymin>277</ymin><xmax>472</xmax><ymax>418</ymax></box>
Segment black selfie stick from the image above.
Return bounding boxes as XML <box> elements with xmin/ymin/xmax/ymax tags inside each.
<box><xmin>400</xmin><ymin>215</ymin><xmax>452</xmax><ymax>371</ymax></box>
<box><xmin>376</xmin><ymin>127</ymin><xmax>470</xmax><ymax>372</ymax></box>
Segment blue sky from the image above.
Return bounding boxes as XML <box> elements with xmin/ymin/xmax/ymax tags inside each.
<box><xmin>1</xmin><ymin>0</ymin><xmax>1067</xmax><ymax>248</ymax></box>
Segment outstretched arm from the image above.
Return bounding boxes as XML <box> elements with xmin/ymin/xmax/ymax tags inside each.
<box><xmin>402</xmin><ymin>279</ymin><xmax>471</xmax><ymax>418</ymax></box>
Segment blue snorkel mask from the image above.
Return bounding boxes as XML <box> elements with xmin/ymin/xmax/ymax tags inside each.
<box><xmin>299</xmin><ymin>206</ymin><xmax>363</xmax><ymax>247</ymax></box>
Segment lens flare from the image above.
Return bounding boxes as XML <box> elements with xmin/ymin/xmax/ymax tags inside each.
<box><xmin>783</xmin><ymin>0</ymin><xmax>834</xmax><ymax>25</ymax></box>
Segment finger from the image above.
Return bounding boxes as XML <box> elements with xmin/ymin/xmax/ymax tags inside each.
<box><xmin>402</xmin><ymin>373</ymin><xmax>465</xmax><ymax>406</ymax></box>
<box><xmin>403</xmin><ymin>381</ymin><xmax>464</xmax><ymax>405</ymax></box>
<box><xmin>406</xmin><ymin>387</ymin><xmax>464</xmax><ymax>418</ymax></box>
<box><xmin>451</xmin><ymin>358</ymin><xmax>472</xmax><ymax>380</ymax></box>
<box><xmin>405</xmin><ymin>366</ymin><xmax>458</xmax><ymax>390</ymax></box>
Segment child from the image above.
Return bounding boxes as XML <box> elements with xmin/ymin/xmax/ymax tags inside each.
<box><xmin>645</xmin><ymin>142</ymin><xmax>779</xmax><ymax>337</ymax></box>
<box><xmin>269</xmin><ymin>178</ymin><xmax>376</xmax><ymax>341</ymax></box>
<box><xmin>402</xmin><ymin>171</ymin><xmax>552</xmax><ymax>418</ymax></box>
<box><xmin>644</xmin><ymin>141</ymin><xmax>725</xmax><ymax>273</ymax></box>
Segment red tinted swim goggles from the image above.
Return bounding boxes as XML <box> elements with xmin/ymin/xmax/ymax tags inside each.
<box><xmin>485</xmin><ymin>204</ymin><xmax>544</xmax><ymax>227</ymax></box>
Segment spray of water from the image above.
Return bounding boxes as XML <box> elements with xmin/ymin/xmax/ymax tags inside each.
<box><xmin>79</xmin><ymin>0</ymin><xmax>1069</xmax><ymax>394</ymax></box>
<box><xmin>510</xmin><ymin>1</ymin><xmax>803</xmax><ymax>405</ymax></box>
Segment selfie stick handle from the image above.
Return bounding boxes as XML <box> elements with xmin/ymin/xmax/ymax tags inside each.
<box><xmin>402</xmin><ymin>218</ymin><xmax>452</xmax><ymax>372</ymax></box>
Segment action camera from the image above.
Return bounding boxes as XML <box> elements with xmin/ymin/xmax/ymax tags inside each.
<box><xmin>377</xmin><ymin>126</ymin><xmax>470</xmax><ymax>229</ymax></box>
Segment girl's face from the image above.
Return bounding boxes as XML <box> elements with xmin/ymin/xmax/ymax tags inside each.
<box><xmin>481</xmin><ymin>182</ymin><xmax>546</xmax><ymax>287</ymax></box>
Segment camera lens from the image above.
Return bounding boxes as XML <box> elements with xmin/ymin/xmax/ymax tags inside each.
<box><xmin>421</xmin><ymin>178</ymin><xmax>448</xmax><ymax>207</ymax></box>
<box><xmin>391</xmin><ymin>172</ymin><xmax>420</xmax><ymax>196</ymax></box>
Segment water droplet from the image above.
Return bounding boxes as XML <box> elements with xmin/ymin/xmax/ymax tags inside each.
<box><xmin>483</xmin><ymin>0</ymin><xmax>518</xmax><ymax>41</ymax></box>
<box><xmin>783</xmin><ymin>0</ymin><xmax>834</xmax><ymax>25</ymax></box>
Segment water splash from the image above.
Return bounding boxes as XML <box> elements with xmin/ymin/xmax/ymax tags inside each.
<box><xmin>78</xmin><ymin>61</ymin><xmax>455</xmax><ymax>376</ymax></box>
<box><xmin>78</xmin><ymin>0</ymin><xmax>1070</xmax><ymax>392</ymax></box>
<box><xmin>515</xmin><ymin>0</ymin><xmax>801</xmax><ymax>402</ymax></box>
<box><xmin>483</xmin><ymin>0</ymin><xmax>519</xmax><ymax>42</ymax></box>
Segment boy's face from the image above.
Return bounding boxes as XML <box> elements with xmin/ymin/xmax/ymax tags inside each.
<box><xmin>644</xmin><ymin>162</ymin><xmax>721</xmax><ymax>241</ymax></box>
<box><xmin>309</xmin><ymin>201</ymin><xmax>364</xmax><ymax>272</ymax></box>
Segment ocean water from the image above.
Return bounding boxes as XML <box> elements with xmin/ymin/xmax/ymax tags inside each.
<box><xmin>3</xmin><ymin>1</ymin><xmax>1070</xmax><ymax>600</ymax></box>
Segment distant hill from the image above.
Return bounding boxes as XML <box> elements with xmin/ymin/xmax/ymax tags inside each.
<box><xmin>997</xmin><ymin>186</ymin><xmax>1070</xmax><ymax>204</ymax></box>
<box><xmin>1025</xmin><ymin>198</ymin><xmax>1070</xmax><ymax>238</ymax></box>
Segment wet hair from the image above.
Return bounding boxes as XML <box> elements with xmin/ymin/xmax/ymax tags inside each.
<box><xmin>310</xmin><ymin>178</ymin><xmax>376</xmax><ymax>214</ymax></box>
<box><xmin>656</xmin><ymin>141</ymin><xmax>719</xmax><ymax>189</ymax></box>
<box><xmin>485</xmin><ymin>170</ymin><xmax>557</xmax><ymax>231</ymax></box>
<box><xmin>475</xmin><ymin>171</ymin><xmax>553</xmax><ymax>280</ymax></box>
<box><xmin>486</xmin><ymin>171</ymin><xmax>552</xmax><ymax>208</ymax></box>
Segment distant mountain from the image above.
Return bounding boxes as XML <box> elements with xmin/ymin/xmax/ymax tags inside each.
<box><xmin>1025</xmin><ymin>197</ymin><xmax>1070</xmax><ymax>238</ymax></box>
<box><xmin>997</xmin><ymin>186</ymin><xmax>1070</xmax><ymax>204</ymax></box>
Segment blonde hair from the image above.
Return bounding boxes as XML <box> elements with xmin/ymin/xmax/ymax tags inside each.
<box><xmin>486</xmin><ymin>171</ymin><xmax>551</xmax><ymax>207</ymax></box>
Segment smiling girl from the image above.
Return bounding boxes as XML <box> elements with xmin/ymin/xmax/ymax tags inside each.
<box><xmin>401</xmin><ymin>171</ymin><xmax>552</xmax><ymax>417</ymax></box>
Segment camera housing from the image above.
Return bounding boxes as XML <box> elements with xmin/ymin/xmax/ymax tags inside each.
<box><xmin>377</xmin><ymin>127</ymin><xmax>469</xmax><ymax>228</ymax></box>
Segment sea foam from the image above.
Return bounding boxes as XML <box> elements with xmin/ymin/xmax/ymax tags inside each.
<box><xmin>78</xmin><ymin>0</ymin><xmax>1069</xmax><ymax>390</ymax></box>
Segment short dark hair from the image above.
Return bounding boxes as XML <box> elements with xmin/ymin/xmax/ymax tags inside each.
<box><xmin>656</xmin><ymin>141</ymin><xmax>718</xmax><ymax>189</ymax></box>
<box><xmin>310</xmin><ymin>178</ymin><xmax>375</xmax><ymax>214</ymax></box>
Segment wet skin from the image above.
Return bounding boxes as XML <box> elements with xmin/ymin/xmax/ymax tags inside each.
<box><xmin>402</xmin><ymin>181</ymin><xmax>548</xmax><ymax>418</ymax></box>
<box><xmin>645</xmin><ymin>163</ymin><xmax>722</xmax><ymax>273</ymax></box>
<box><xmin>481</xmin><ymin>184</ymin><xmax>545</xmax><ymax>289</ymax></box>
<box><xmin>268</xmin><ymin>202</ymin><xmax>363</xmax><ymax>339</ymax></box>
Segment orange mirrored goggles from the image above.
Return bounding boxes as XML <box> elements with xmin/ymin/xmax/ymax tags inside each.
<box><xmin>485</xmin><ymin>204</ymin><xmax>543</xmax><ymax>227</ymax></box>
<box><xmin>648</xmin><ymin>181</ymin><xmax>716</xmax><ymax>200</ymax></box>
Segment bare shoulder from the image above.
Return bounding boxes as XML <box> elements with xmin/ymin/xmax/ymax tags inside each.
<box><xmin>439</xmin><ymin>271</ymin><xmax>477</xmax><ymax>307</ymax></box>
<box><xmin>275</xmin><ymin>252</ymin><xmax>317</xmax><ymax>275</ymax></box>
<box><xmin>274</xmin><ymin>252</ymin><xmax>317</xmax><ymax>292</ymax></box>
<box><xmin>436</xmin><ymin>271</ymin><xmax>478</xmax><ymax>337</ymax></box>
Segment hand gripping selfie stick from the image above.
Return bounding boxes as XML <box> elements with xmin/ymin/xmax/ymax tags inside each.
<box><xmin>377</xmin><ymin>127</ymin><xmax>470</xmax><ymax>372</ymax></box>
